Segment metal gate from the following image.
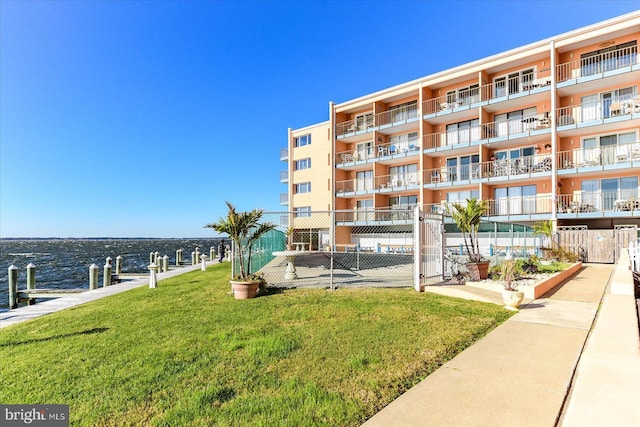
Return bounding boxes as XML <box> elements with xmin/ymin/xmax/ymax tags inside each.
<box><xmin>558</xmin><ymin>225</ymin><xmax>638</xmax><ymax>263</ymax></box>
<box><xmin>414</xmin><ymin>207</ymin><xmax>444</xmax><ymax>290</ymax></box>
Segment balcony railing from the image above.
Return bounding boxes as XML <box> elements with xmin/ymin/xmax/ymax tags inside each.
<box><xmin>556</xmin><ymin>97</ymin><xmax>640</xmax><ymax>127</ymax></box>
<box><xmin>423</xmin><ymin>125</ymin><xmax>483</xmax><ymax>149</ymax></box>
<box><xmin>336</xmin><ymin>173</ymin><xmax>419</xmax><ymax>195</ymax></box>
<box><xmin>483</xmin><ymin>111</ymin><xmax>552</xmax><ymax>139</ymax></box>
<box><xmin>280</xmin><ymin>193</ymin><xmax>289</xmax><ymax>205</ymax></box>
<box><xmin>424</xmin><ymin>155</ymin><xmax>552</xmax><ymax>185</ymax></box>
<box><xmin>558</xmin><ymin>190</ymin><xmax>640</xmax><ymax>214</ymax></box>
<box><xmin>556</xmin><ymin>45</ymin><xmax>638</xmax><ymax>83</ymax></box>
<box><xmin>280</xmin><ymin>171</ymin><xmax>288</xmax><ymax>182</ymax></box>
<box><xmin>336</xmin><ymin>104</ymin><xmax>419</xmax><ymax>138</ymax></box>
<box><xmin>422</xmin><ymin>69</ymin><xmax>551</xmax><ymax>115</ymax></box>
<box><xmin>558</xmin><ymin>142</ymin><xmax>640</xmax><ymax>170</ymax></box>
<box><xmin>335</xmin><ymin>208</ymin><xmax>415</xmax><ymax>224</ymax></box>
<box><xmin>280</xmin><ymin>148</ymin><xmax>288</xmax><ymax>161</ymax></box>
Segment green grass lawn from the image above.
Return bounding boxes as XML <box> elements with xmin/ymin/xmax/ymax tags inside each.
<box><xmin>0</xmin><ymin>263</ymin><xmax>513</xmax><ymax>426</ymax></box>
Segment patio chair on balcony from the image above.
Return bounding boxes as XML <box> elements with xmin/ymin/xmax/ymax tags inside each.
<box><xmin>610</xmin><ymin>102</ymin><xmax>622</xmax><ymax>117</ymax></box>
<box><xmin>532</xmin><ymin>157</ymin><xmax>551</xmax><ymax>172</ymax></box>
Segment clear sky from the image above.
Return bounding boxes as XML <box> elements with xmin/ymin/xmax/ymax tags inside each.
<box><xmin>1</xmin><ymin>0</ymin><xmax>638</xmax><ymax>238</ymax></box>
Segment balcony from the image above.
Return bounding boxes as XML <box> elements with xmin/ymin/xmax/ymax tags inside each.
<box><xmin>483</xmin><ymin>111</ymin><xmax>552</xmax><ymax>141</ymax></box>
<box><xmin>556</xmin><ymin>98</ymin><xmax>640</xmax><ymax>130</ymax></box>
<box><xmin>336</xmin><ymin>104</ymin><xmax>419</xmax><ymax>139</ymax></box>
<box><xmin>423</xmin><ymin>155</ymin><xmax>552</xmax><ymax>187</ymax></box>
<box><xmin>556</xmin><ymin>45</ymin><xmax>639</xmax><ymax>88</ymax></box>
<box><xmin>335</xmin><ymin>208</ymin><xmax>415</xmax><ymax>226</ymax></box>
<box><xmin>280</xmin><ymin>170</ymin><xmax>288</xmax><ymax>183</ymax></box>
<box><xmin>336</xmin><ymin>143</ymin><xmax>420</xmax><ymax>168</ymax></box>
<box><xmin>423</xmin><ymin>125</ymin><xmax>483</xmax><ymax>151</ymax></box>
<box><xmin>335</xmin><ymin>173</ymin><xmax>419</xmax><ymax>196</ymax></box>
<box><xmin>558</xmin><ymin>142</ymin><xmax>640</xmax><ymax>172</ymax></box>
<box><xmin>422</xmin><ymin>69</ymin><xmax>551</xmax><ymax>118</ymax></box>
<box><xmin>280</xmin><ymin>148</ymin><xmax>288</xmax><ymax>161</ymax></box>
<box><xmin>280</xmin><ymin>193</ymin><xmax>288</xmax><ymax>205</ymax></box>
<box><xmin>557</xmin><ymin>190</ymin><xmax>640</xmax><ymax>218</ymax></box>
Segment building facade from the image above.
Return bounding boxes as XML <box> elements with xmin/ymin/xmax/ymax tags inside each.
<box><xmin>281</xmin><ymin>12</ymin><xmax>640</xmax><ymax>250</ymax></box>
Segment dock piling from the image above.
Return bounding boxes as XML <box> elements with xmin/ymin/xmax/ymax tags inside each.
<box><xmin>26</xmin><ymin>263</ymin><xmax>36</xmax><ymax>305</ymax></box>
<box><xmin>103</xmin><ymin>261</ymin><xmax>112</xmax><ymax>287</ymax></box>
<box><xmin>163</xmin><ymin>255</ymin><xmax>169</xmax><ymax>272</ymax></box>
<box><xmin>148</xmin><ymin>263</ymin><xmax>158</xmax><ymax>288</ymax></box>
<box><xmin>8</xmin><ymin>265</ymin><xmax>18</xmax><ymax>309</ymax></box>
<box><xmin>89</xmin><ymin>264</ymin><xmax>99</xmax><ymax>290</ymax></box>
<box><xmin>115</xmin><ymin>255</ymin><xmax>123</xmax><ymax>275</ymax></box>
<box><xmin>200</xmin><ymin>254</ymin><xmax>207</xmax><ymax>271</ymax></box>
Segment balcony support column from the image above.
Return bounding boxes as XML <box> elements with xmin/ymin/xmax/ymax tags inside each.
<box><xmin>550</xmin><ymin>39</ymin><xmax>558</xmax><ymax>228</ymax></box>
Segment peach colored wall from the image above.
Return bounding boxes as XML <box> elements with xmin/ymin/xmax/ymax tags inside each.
<box><xmin>490</xmin><ymin>100</ymin><xmax>549</xmax><ymax>118</ymax></box>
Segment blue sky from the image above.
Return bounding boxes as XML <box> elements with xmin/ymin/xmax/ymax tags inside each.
<box><xmin>1</xmin><ymin>0</ymin><xmax>638</xmax><ymax>238</ymax></box>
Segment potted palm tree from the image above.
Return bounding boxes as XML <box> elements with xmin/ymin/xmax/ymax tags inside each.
<box><xmin>284</xmin><ymin>226</ymin><xmax>295</xmax><ymax>251</ymax></box>
<box><xmin>446</xmin><ymin>198</ymin><xmax>490</xmax><ymax>280</ymax></box>
<box><xmin>205</xmin><ymin>202</ymin><xmax>276</xmax><ymax>299</ymax></box>
<box><xmin>499</xmin><ymin>259</ymin><xmax>524</xmax><ymax>310</ymax></box>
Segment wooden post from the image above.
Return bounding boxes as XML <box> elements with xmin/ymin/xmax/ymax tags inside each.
<box><xmin>103</xmin><ymin>261</ymin><xmax>112</xmax><ymax>287</ymax></box>
<box><xmin>191</xmin><ymin>251</ymin><xmax>196</xmax><ymax>265</ymax></box>
<box><xmin>89</xmin><ymin>263</ymin><xmax>99</xmax><ymax>290</ymax></box>
<box><xmin>26</xmin><ymin>262</ymin><xmax>36</xmax><ymax>305</ymax></box>
<box><xmin>176</xmin><ymin>249</ymin><xmax>181</xmax><ymax>266</ymax></box>
<box><xmin>162</xmin><ymin>255</ymin><xmax>169</xmax><ymax>272</ymax></box>
<box><xmin>8</xmin><ymin>265</ymin><xmax>18</xmax><ymax>309</ymax></box>
<box><xmin>115</xmin><ymin>255</ymin><xmax>123</xmax><ymax>275</ymax></box>
<box><xmin>148</xmin><ymin>263</ymin><xmax>158</xmax><ymax>288</ymax></box>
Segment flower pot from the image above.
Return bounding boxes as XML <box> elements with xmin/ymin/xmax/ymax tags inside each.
<box><xmin>466</xmin><ymin>261</ymin><xmax>490</xmax><ymax>281</ymax></box>
<box><xmin>502</xmin><ymin>289</ymin><xmax>525</xmax><ymax>311</ymax></box>
<box><xmin>286</xmin><ymin>244</ymin><xmax>294</xmax><ymax>251</ymax></box>
<box><xmin>230</xmin><ymin>280</ymin><xmax>259</xmax><ymax>300</ymax></box>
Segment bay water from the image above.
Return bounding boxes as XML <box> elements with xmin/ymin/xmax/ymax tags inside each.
<box><xmin>0</xmin><ymin>238</ymin><xmax>224</xmax><ymax>311</ymax></box>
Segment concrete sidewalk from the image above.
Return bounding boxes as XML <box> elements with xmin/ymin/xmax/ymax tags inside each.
<box><xmin>0</xmin><ymin>264</ymin><xmax>203</xmax><ymax>329</ymax></box>
<box><xmin>364</xmin><ymin>264</ymin><xmax>623</xmax><ymax>427</ymax></box>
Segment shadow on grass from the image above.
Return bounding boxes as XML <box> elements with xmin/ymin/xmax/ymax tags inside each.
<box><xmin>0</xmin><ymin>327</ymin><xmax>109</xmax><ymax>347</ymax></box>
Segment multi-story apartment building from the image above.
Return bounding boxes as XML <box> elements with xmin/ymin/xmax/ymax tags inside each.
<box><xmin>281</xmin><ymin>12</ymin><xmax>640</xmax><ymax>250</ymax></box>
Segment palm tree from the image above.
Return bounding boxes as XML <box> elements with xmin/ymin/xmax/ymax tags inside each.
<box><xmin>532</xmin><ymin>219</ymin><xmax>555</xmax><ymax>249</ymax></box>
<box><xmin>205</xmin><ymin>202</ymin><xmax>276</xmax><ymax>281</ymax></box>
<box><xmin>446</xmin><ymin>198</ymin><xmax>488</xmax><ymax>263</ymax></box>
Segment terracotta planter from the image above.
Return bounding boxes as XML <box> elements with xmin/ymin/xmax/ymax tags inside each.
<box><xmin>466</xmin><ymin>261</ymin><xmax>490</xmax><ymax>281</ymax></box>
<box><xmin>230</xmin><ymin>280</ymin><xmax>259</xmax><ymax>300</ymax></box>
<box><xmin>502</xmin><ymin>289</ymin><xmax>525</xmax><ymax>311</ymax></box>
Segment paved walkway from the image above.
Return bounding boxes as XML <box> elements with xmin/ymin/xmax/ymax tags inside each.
<box><xmin>364</xmin><ymin>263</ymin><xmax>640</xmax><ymax>426</ymax></box>
<box><xmin>0</xmin><ymin>264</ymin><xmax>203</xmax><ymax>329</ymax></box>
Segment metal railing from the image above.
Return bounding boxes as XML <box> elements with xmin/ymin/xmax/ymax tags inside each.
<box><xmin>280</xmin><ymin>171</ymin><xmax>288</xmax><ymax>182</ymax></box>
<box><xmin>556</xmin><ymin>97</ymin><xmax>640</xmax><ymax>127</ymax></box>
<box><xmin>556</xmin><ymin>45</ymin><xmax>638</xmax><ymax>83</ymax></box>
<box><xmin>335</xmin><ymin>104</ymin><xmax>419</xmax><ymax>138</ymax></box>
<box><xmin>422</xmin><ymin>69</ymin><xmax>551</xmax><ymax>115</ymax></box>
<box><xmin>423</xmin><ymin>155</ymin><xmax>552</xmax><ymax>185</ymax></box>
<box><xmin>336</xmin><ymin>173</ymin><xmax>419</xmax><ymax>194</ymax></box>
<box><xmin>483</xmin><ymin>111</ymin><xmax>552</xmax><ymax>139</ymax></box>
<box><xmin>558</xmin><ymin>142</ymin><xmax>640</xmax><ymax>170</ymax></box>
<box><xmin>335</xmin><ymin>208</ymin><xmax>415</xmax><ymax>224</ymax></box>
<box><xmin>280</xmin><ymin>148</ymin><xmax>288</xmax><ymax>161</ymax></box>
<box><xmin>557</xmin><ymin>191</ymin><xmax>640</xmax><ymax>214</ymax></box>
<box><xmin>423</xmin><ymin>125</ymin><xmax>483</xmax><ymax>149</ymax></box>
<box><xmin>280</xmin><ymin>193</ymin><xmax>288</xmax><ymax>205</ymax></box>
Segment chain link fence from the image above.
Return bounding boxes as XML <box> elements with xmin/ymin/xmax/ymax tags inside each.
<box><xmin>228</xmin><ymin>210</ymin><xmax>549</xmax><ymax>289</ymax></box>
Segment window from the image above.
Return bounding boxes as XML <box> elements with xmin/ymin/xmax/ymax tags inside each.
<box><xmin>355</xmin><ymin>141</ymin><xmax>374</xmax><ymax>161</ymax></box>
<box><xmin>581</xmin><ymin>41</ymin><xmax>637</xmax><ymax>76</ymax></box>
<box><xmin>356</xmin><ymin>170</ymin><xmax>373</xmax><ymax>192</ymax></box>
<box><xmin>355</xmin><ymin>112</ymin><xmax>374</xmax><ymax>131</ymax></box>
<box><xmin>581</xmin><ymin>177</ymin><xmax>638</xmax><ymax>211</ymax></box>
<box><xmin>295</xmin><ymin>134</ymin><xmax>311</xmax><ymax>147</ymax></box>
<box><xmin>389</xmin><ymin>164</ymin><xmax>418</xmax><ymax>186</ymax></box>
<box><xmin>388</xmin><ymin>101</ymin><xmax>418</xmax><ymax>122</ymax></box>
<box><xmin>494</xmin><ymin>107</ymin><xmax>536</xmax><ymax>136</ymax></box>
<box><xmin>446</xmin><ymin>119</ymin><xmax>480</xmax><ymax>145</ymax></box>
<box><xmin>295</xmin><ymin>158</ymin><xmax>311</xmax><ymax>170</ymax></box>
<box><xmin>493</xmin><ymin>68</ymin><xmax>534</xmax><ymax>97</ymax></box>
<box><xmin>582</xmin><ymin>131</ymin><xmax>637</xmax><ymax>165</ymax></box>
<box><xmin>356</xmin><ymin>199</ymin><xmax>374</xmax><ymax>221</ymax></box>
<box><xmin>446</xmin><ymin>190</ymin><xmax>480</xmax><ymax>203</ymax></box>
<box><xmin>494</xmin><ymin>185</ymin><xmax>537</xmax><ymax>215</ymax></box>
<box><xmin>295</xmin><ymin>182</ymin><xmax>311</xmax><ymax>194</ymax></box>
<box><xmin>581</xmin><ymin>86</ymin><xmax>636</xmax><ymax>121</ymax></box>
<box><xmin>389</xmin><ymin>132</ymin><xmax>418</xmax><ymax>152</ymax></box>
<box><xmin>389</xmin><ymin>195</ymin><xmax>418</xmax><ymax>209</ymax></box>
<box><xmin>446</xmin><ymin>84</ymin><xmax>480</xmax><ymax>105</ymax></box>
<box><xmin>294</xmin><ymin>206</ymin><xmax>311</xmax><ymax>218</ymax></box>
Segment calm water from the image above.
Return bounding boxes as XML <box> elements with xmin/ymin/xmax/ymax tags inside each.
<box><xmin>0</xmin><ymin>238</ymin><xmax>224</xmax><ymax>311</ymax></box>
